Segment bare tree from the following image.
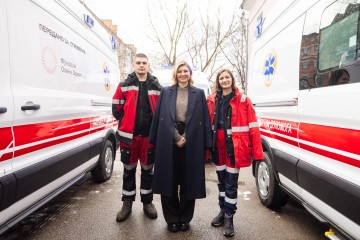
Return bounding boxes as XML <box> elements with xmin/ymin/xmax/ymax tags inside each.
<box><xmin>220</xmin><ymin>10</ymin><xmax>247</xmax><ymax>91</ymax></box>
<box><xmin>147</xmin><ymin>0</ymin><xmax>191</xmax><ymax>66</ymax></box>
<box><xmin>147</xmin><ymin>0</ymin><xmax>245</xmax><ymax>85</ymax></box>
<box><xmin>185</xmin><ymin>4</ymin><xmax>241</xmax><ymax>81</ymax></box>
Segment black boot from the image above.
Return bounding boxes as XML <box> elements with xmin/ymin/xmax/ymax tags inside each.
<box><xmin>223</xmin><ymin>213</ymin><xmax>235</xmax><ymax>237</ymax></box>
<box><xmin>116</xmin><ymin>200</ymin><xmax>133</xmax><ymax>222</ymax></box>
<box><xmin>143</xmin><ymin>203</ymin><xmax>158</xmax><ymax>219</ymax></box>
<box><xmin>211</xmin><ymin>209</ymin><xmax>225</xmax><ymax>227</ymax></box>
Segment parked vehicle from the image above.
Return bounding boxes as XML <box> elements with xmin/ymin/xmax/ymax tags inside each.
<box><xmin>0</xmin><ymin>0</ymin><xmax>119</xmax><ymax>234</ymax></box>
<box><xmin>242</xmin><ymin>0</ymin><xmax>360</xmax><ymax>239</ymax></box>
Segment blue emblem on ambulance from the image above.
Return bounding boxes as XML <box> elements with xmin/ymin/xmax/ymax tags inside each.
<box><xmin>103</xmin><ymin>63</ymin><xmax>111</xmax><ymax>91</ymax></box>
<box><xmin>263</xmin><ymin>49</ymin><xmax>277</xmax><ymax>86</ymax></box>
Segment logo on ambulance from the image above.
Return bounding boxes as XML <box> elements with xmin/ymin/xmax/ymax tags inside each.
<box><xmin>103</xmin><ymin>63</ymin><xmax>111</xmax><ymax>91</ymax></box>
<box><xmin>41</xmin><ymin>46</ymin><xmax>57</xmax><ymax>74</ymax></box>
<box><xmin>263</xmin><ymin>49</ymin><xmax>277</xmax><ymax>86</ymax></box>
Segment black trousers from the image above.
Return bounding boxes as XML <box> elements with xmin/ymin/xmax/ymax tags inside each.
<box><xmin>161</xmin><ymin>145</ymin><xmax>195</xmax><ymax>224</ymax></box>
<box><xmin>122</xmin><ymin>164</ymin><xmax>153</xmax><ymax>204</ymax></box>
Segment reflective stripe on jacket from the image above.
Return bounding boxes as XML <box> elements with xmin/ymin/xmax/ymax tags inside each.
<box><xmin>207</xmin><ymin>88</ymin><xmax>264</xmax><ymax>167</ymax></box>
<box><xmin>112</xmin><ymin>72</ymin><xmax>161</xmax><ymax>145</ymax></box>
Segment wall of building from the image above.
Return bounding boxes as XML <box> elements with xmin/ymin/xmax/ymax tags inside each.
<box><xmin>85</xmin><ymin>6</ymin><xmax>137</xmax><ymax>81</ymax></box>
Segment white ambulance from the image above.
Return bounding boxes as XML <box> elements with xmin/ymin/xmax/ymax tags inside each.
<box><xmin>243</xmin><ymin>0</ymin><xmax>360</xmax><ymax>239</ymax></box>
<box><xmin>0</xmin><ymin>0</ymin><xmax>119</xmax><ymax>234</ymax></box>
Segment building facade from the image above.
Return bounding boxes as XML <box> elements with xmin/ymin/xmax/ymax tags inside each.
<box><xmin>85</xmin><ymin>6</ymin><xmax>136</xmax><ymax>81</ymax></box>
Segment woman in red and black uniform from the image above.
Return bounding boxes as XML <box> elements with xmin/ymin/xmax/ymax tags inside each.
<box><xmin>207</xmin><ymin>69</ymin><xmax>264</xmax><ymax>237</ymax></box>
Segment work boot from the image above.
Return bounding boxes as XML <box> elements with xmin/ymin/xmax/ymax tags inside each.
<box><xmin>211</xmin><ymin>209</ymin><xmax>225</xmax><ymax>227</ymax></box>
<box><xmin>116</xmin><ymin>200</ymin><xmax>132</xmax><ymax>222</ymax></box>
<box><xmin>223</xmin><ymin>213</ymin><xmax>235</xmax><ymax>237</ymax></box>
<box><xmin>143</xmin><ymin>203</ymin><xmax>158</xmax><ymax>219</ymax></box>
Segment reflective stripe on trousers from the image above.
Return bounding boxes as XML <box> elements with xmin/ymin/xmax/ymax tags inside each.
<box><xmin>215</xmin><ymin>165</ymin><xmax>240</xmax><ymax>215</ymax></box>
<box><xmin>122</xmin><ymin>163</ymin><xmax>154</xmax><ymax>204</ymax></box>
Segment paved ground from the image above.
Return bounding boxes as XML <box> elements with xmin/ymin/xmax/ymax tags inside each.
<box><xmin>1</xmin><ymin>150</ymin><xmax>329</xmax><ymax>240</ymax></box>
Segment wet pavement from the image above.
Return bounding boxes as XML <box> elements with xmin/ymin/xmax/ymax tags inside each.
<box><xmin>0</xmin><ymin>150</ymin><xmax>328</xmax><ymax>240</ymax></box>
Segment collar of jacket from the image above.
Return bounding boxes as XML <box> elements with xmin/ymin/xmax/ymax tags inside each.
<box><xmin>125</xmin><ymin>72</ymin><xmax>160</xmax><ymax>87</ymax></box>
<box><xmin>208</xmin><ymin>87</ymin><xmax>241</xmax><ymax>103</ymax></box>
<box><xmin>169</xmin><ymin>84</ymin><xmax>196</xmax><ymax>92</ymax></box>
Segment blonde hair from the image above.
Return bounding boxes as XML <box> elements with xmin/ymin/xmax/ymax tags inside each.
<box><xmin>171</xmin><ymin>61</ymin><xmax>194</xmax><ymax>86</ymax></box>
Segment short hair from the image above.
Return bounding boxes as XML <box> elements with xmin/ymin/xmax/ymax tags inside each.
<box><xmin>171</xmin><ymin>61</ymin><xmax>194</xmax><ymax>86</ymax></box>
<box><xmin>133</xmin><ymin>53</ymin><xmax>149</xmax><ymax>62</ymax></box>
<box><xmin>214</xmin><ymin>68</ymin><xmax>236</xmax><ymax>92</ymax></box>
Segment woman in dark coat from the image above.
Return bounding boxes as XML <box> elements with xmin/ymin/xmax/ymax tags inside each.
<box><xmin>149</xmin><ymin>61</ymin><xmax>212</xmax><ymax>233</ymax></box>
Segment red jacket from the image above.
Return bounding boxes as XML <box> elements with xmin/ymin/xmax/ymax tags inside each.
<box><xmin>207</xmin><ymin>88</ymin><xmax>264</xmax><ymax>167</ymax></box>
<box><xmin>112</xmin><ymin>72</ymin><xmax>161</xmax><ymax>145</ymax></box>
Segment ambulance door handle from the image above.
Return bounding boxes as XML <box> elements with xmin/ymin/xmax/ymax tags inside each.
<box><xmin>0</xmin><ymin>107</ymin><xmax>7</xmax><ymax>113</ymax></box>
<box><xmin>21</xmin><ymin>103</ymin><xmax>41</xmax><ymax>111</ymax></box>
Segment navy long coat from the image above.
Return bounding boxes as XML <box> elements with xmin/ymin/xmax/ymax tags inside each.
<box><xmin>149</xmin><ymin>85</ymin><xmax>212</xmax><ymax>199</ymax></box>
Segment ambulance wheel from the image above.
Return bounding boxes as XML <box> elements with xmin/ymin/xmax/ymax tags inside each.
<box><xmin>91</xmin><ymin>140</ymin><xmax>114</xmax><ymax>182</ymax></box>
<box><xmin>255</xmin><ymin>152</ymin><xmax>288</xmax><ymax>208</ymax></box>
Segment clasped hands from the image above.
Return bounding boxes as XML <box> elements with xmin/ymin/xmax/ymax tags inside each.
<box><xmin>176</xmin><ymin>137</ymin><xmax>186</xmax><ymax>148</ymax></box>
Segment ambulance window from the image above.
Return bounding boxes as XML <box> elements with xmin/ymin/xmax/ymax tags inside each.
<box><xmin>299</xmin><ymin>0</ymin><xmax>327</xmax><ymax>89</ymax></box>
<box><xmin>299</xmin><ymin>0</ymin><xmax>360</xmax><ymax>89</ymax></box>
<box><xmin>318</xmin><ymin>3</ymin><xmax>359</xmax><ymax>71</ymax></box>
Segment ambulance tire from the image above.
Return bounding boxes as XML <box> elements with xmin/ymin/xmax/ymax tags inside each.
<box><xmin>91</xmin><ymin>140</ymin><xmax>114</xmax><ymax>182</ymax></box>
<box><xmin>255</xmin><ymin>152</ymin><xmax>288</xmax><ymax>209</ymax></box>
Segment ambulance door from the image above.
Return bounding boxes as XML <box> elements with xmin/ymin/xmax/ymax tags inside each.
<box><xmin>249</xmin><ymin>1</ymin><xmax>306</xmax><ymax>194</ymax></box>
<box><xmin>0</xmin><ymin>0</ymin><xmax>16</xmax><ymax>216</ymax></box>
<box><xmin>297</xmin><ymin>0</ymin><xmax>360</xmax><ymax>238</ymax></box>
<box><xmin>6</xmin><ymin>0</ymin><xmax>91</xmax><ymax>209</ymax></box>
<box><xmin>0</xmin><ymin>1</ymin><xmax>14</xmax><ymax>181</ymax></box>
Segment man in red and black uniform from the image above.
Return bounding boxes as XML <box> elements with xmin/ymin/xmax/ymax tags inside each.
<box><xmin>112</xmin><ymin>53</ymin><xmax>162</xmax><ymax>222</ymax></box>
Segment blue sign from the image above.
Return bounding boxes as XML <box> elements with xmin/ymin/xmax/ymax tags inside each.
<box><xmin>85</xmin><ymin>14</ymin><xmax>94</xmax><ymax>28</ymax></box>
<box><xmin>255</xmin><ymin>16</ymin><xmax>264</xmax><ymax>38</ymax></box>
<box><xmin>111</xmin><ymin>36</ymin><xmax>117</xmax><ymax>51</ymax></box>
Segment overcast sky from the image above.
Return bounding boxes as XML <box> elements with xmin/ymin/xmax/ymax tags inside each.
<box><xmin>86</xmin><ymin>0</ymin><xmax>156</xmax><ymax>53</ymax></box>
<box><xmin>85</xmin><ymin>0</ymin><xmax>242</xmax><ymax>55</ymax></box>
